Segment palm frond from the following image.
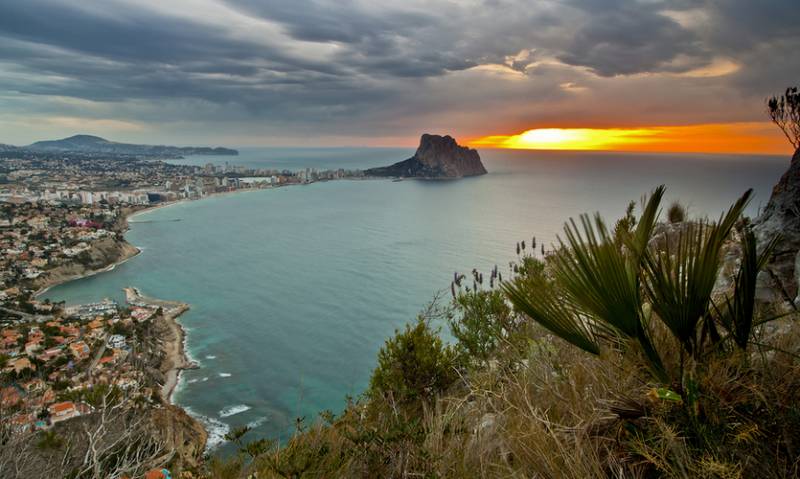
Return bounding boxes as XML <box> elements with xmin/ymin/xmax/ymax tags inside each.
<box><xmin>503</xmin><ymin>278</ymin><xmax>600</xmax><ymax>355</ymax></box>
<box><xmin>629</xmin><ymin>185</ymin><xmax>666</xmax><ymax>262</ymax></box>
<box><xmin>716</xmin><ymin>229</ymin><xmax>780</xmax><ymax>349</ymax></box>
<box><xmin>552</xmin><ymin>211</ymin><xmax>667</xmax><ymax>380</ymax></box>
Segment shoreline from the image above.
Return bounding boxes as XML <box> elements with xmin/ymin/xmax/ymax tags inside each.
<box><xmin>34</xmin><ymin>186</ymin><xmax>270</xmax><ymax>414</ymax></box>
<box><xmin>27</xmin><ymin>180</ymin><xmax>374</xmax><ymax>436</ymax></box>
<box><xmin>162</xmin><ymin>310</ymin><xmax>190</xmax><ymax>404</ymax></box>
<box><xmin>33</xmin><ymin>246</ymin><xmax>141</xmax><ymax>297</ymax></box>
<box><xmin>124</xmin><ymin>286</ymin><xmax>194</xmax><ymax>404</ymax></box>
<box><xmin>35</xmin><ymin>186</ymin><xmax>264</xmax><ymax>299</ymax></box>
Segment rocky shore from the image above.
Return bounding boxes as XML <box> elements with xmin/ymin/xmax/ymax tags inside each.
<box><xmin>124</xmin><ymin>286</ymin><xmax>196</xmax><ymax>403</ymax></box>
<box><xmin>34</xmin><ymin>237</ymin><xmax>141</xmax><ymax>296</ymax></box>
<box><xmin>32</xmin><ymin>204</ymin><xmax>150</xmax><ymax>296</ymax></box>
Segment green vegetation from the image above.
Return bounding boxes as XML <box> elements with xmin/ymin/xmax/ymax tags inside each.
<box><xmin>58</xmin><ymin>384</ymin><xmax>123</xmax><ymax>408</ymax></box>
<box><xmin>36</xmin><ymin>430</ymin><xmax>64</xmax><ymax>450</ymax></box>
<box><xmin>448</xmin><ymin>289</ymin><xmax>512</xmax><ymax>366</ymax></box>
<box><xmin>369</xmin><ymin>314</ymin><xmax>459</xmax><ymax>406</ymax></box>
<box><xmin>193</xmin><ymin>185</ymin><xmax>799</xmax><ymax>479</ymax></box>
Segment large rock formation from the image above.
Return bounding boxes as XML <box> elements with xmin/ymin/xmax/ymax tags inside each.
<box><xmin>366</xmin><ymin>134</ymin><xmax>487</xmax><ymax>178</ymax></box>
<box><xmin>753</xmin><ymin>147</ymin><xmax>800</xmax><ymax>303</ymax></box>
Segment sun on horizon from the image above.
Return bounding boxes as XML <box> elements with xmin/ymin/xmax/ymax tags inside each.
<box><xmin>468</xmin><ymin>122</ymin><xmax>793</xmax><ymax>155</ymax></box>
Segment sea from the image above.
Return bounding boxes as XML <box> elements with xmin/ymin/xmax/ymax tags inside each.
<box><xmin>42</xmin><ymin>147</ymin><xmax>790</xmax><ymax>453</ymax></box>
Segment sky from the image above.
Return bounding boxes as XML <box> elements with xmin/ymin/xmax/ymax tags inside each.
<box><xmin>0</xmin><ymin>0</ymin><xmax>798</xmax><ymax>153</ymax></box>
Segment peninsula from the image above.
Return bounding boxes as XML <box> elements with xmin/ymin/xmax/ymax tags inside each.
<box><xmin>365</xmin><ymin>134</ymin><xmax>487</xmax><ymax>178</ymax></box>
<box><xmin>19</xmin><ymin>134</ymin><xmax>238</xmax><ymax>157</ymax></box>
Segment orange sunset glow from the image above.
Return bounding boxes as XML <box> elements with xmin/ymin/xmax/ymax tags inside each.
<box><xmin>469</xmin><ymin>122</ymin><xmax>792</xmax><ymax>155</ymax></box>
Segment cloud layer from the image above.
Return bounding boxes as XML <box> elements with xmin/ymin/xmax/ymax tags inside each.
<box><xmin>0</xmin><ymin>0</ymin><xmax>798</xmax><ymax>146</ymax></box>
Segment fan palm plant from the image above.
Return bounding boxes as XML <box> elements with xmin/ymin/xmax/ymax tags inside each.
<box><xmin>503</xmin><ymin>186</ymin><xmax>668</xmax><ymax>380</ymax></box>
<box><xmin>505</xmin><ymin>187</ymin><xmax>774</xmax><ymax>386</ymax></box>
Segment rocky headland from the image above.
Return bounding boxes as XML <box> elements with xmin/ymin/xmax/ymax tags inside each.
<box><xmin>365</xmin><ymin>134</ymin><xmax>487</xmax><ymax>178</ymax></box>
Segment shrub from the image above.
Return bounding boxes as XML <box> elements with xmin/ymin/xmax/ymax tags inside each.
<box><xmin>667</xmin><ymin>201</ymin><xmax>686</xmax><ymax>223</ymax></box>
<box><xmin>369</xmin><ymin>317</ymin><xmax>459</xmax><ymax>405</ymax></box>
<box><xmin>767</xmin><ymin>86</ymin><xmax>800</xmax><ymax>149</ymax></box>
<box><xmin>449</xmin><ymin>289</ymin><xmax>512</xmax><ymax>365</ymax></box>
<box><xmin>36</xmin><ymin>430</ymin><xmax>64</xmax><ymax>450</ymax></box>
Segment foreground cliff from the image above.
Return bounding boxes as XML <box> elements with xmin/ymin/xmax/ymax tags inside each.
<box><xmin>753</xmin><ymin>147</ymin><xmax>800</xmax><ymax>303</ymax></box>
<box><xmin>366</xmin><ymin>134</ymin><xmax>487</xmax><ymax>178</ymax></box>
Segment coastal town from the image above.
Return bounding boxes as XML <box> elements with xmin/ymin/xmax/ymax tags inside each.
<box><xmin>0</xmin><ymin>188</ymin><xmax>194</xmax><ymax>428</ymax></box>
<box><xmin>0</xmin><ymin>142</ymin><xmax>371</xmax><ymax>473</ymax></box>
<box><xmin>0</xmin><ymin>133</ymin><xmax>471</xmax><ymax>475</ymax></box>
<box><xmin>1</xmin><ymin>145</ymin><xmax>366</xmax><ymax>205</ymax></box>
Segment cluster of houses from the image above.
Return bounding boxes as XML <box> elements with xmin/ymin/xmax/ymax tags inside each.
<box><xmin>0</xmin><ymin>295</ymin><xmax>161</xmax><ymax>433</ymax></box>
<box><xmin>0</xmin><ymin>201</ymin><xmax>123</xmax><ymax>304</ymax></box>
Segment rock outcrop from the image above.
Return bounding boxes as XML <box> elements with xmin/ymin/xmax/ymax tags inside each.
<box><xmin>34</xmin><ymin>236</ymin><xmax>140</xmax><ymax>293</ymax></box>
<box><xmin>366</xmin><ymin>134</ymin><xmax>487</xmax><ymax>178</ymax></box>
<box><xmin>753</xmin><ymin>147</ymin><xmax>800</xmax><ymax>303</ymax></box>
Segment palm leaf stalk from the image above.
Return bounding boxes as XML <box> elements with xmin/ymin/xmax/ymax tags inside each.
<box><xmin>642</xmin><ymin>190</ymin><xmax>752</xmax><ymax>359</ymax></box>
<box><xmin>715</xmin><ymin>228</ymin><xmax>780</xmax><ymax>350</ymax></box>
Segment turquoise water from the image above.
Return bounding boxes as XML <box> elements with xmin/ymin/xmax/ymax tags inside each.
<box><xmin>43</xmin><ymin>148</ymin><xmax>789</xmax><ymax>451</ymax></box>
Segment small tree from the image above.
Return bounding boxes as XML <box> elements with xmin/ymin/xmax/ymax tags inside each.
<box><xmin>667</xmin><ymin>201</ymin><xmax>687</xmax><ymax>223</ymax></box>
<box><xmin>369</xmin><ymin>317</ymin><xmax>458</xmax><ymax>405</ymax></box>
<box><xmin>767</xmin><ymin>86</ymin><xmax>800</xmax><ymax>149</ymax></box>
<box><xmin>449</xmin><ymin>289</ymin><xmax>512</xmax><ymax>365</ymax></box>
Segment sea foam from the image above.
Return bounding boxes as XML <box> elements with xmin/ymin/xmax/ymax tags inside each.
<box><xmin>219</xmin><ymin>404</ymin><xmax>251</xmax><ymax>418</ymax></box>
<box><xmin>247</xmin><ymin>416</ymin><xmax>268</xmax><ymax>429</ymax></box>
<box><xmin>184</xmin><ymin>407</ymin><xmax>230</xmax><ymax>452</ymax></box>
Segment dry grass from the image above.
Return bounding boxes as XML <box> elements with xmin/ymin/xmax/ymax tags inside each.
<box><xmin>190</xmin><ymin>315</ymin><xmax>796</xmax><ymax>479</ymax></box>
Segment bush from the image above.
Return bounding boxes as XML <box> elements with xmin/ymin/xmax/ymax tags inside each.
<box><xmin>767</xmin><ymin>86</ymin><xmax>800</xmax><ymax>149</ymax></box>
<box><xmin>667</xmin><ymin>201</ymin><xmax>686</xmax><ymax>223</ymax></box>
<box><xmin>369</xmin><ymin>317</ymin><xmax>459</xmax><ymax>405</ymax></box>
<box><xmin>449</xmin><ymin>289</ymin><xmax>512</xmax><ymax>365</ymax></box>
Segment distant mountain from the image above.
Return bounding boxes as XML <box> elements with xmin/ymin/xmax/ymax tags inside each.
<box><xmin>365</xmin><ymin>134</ymin><xmax>487</xmax><ymax>178</ymax></box>
<box><xmin>25</xmin><ymin>134</ymin><xmax>237</xmax><ymax>156</ymax></box>
<box><xmin>0</xmin><ymin>143</ymin><xmax>20</xmax><ymax>152</ymax></box>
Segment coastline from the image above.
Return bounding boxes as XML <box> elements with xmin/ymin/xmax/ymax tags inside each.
<box><xmin>35</xmin><ymin>187</ymin><xmax>262</xmax><ymax>298</ymax></box>
<box><xmin>32</xmin><ymin>186</ymin><xmax>269</xmax><ymax>446</ymax></box>
<box><xmin>33</xmin><ymin>244</ymin><xmax>141</xmax><ymax>297</ymax></box>
<box><xmin>28</xmin><ymin>181</ymin><xmax>345</xmax><ymax>444</ymax></box>
<box><xmin>124</xmin><ymin>286</ymin><xmax>194</xmax><ymax>404</ymax></box>
<box><xmin>162</xmin><ymin>310</ymin><xmax>190</xmax><ymax>403</ymax></box>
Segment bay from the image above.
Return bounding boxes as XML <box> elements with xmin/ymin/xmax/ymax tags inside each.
<box><xmin>43</xmin><ymin>148</ymin><xmax>788</xmax><ymax>452</ymax></box>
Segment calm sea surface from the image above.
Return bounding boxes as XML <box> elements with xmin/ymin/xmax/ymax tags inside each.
<box><xmin>43</xmin><ymin>148</ymin><xmax>789</xmax><ymax>452</ymax></box>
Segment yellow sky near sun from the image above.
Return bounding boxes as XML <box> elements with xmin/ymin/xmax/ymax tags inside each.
<box><xmin>468</xmin><ymin>122</ymin><xmax>792</xmax><ymax>155</ymax></box>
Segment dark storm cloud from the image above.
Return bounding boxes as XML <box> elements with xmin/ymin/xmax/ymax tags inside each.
<box><xmin>555</xmin><ymin>0</ymin><xmax>705</xmax><ymax>76</ymax></box>
<box><xmin>0</xmin><ymin>0</ymin><xmax>798</xmax><ymax>143</ymax></box>
<box><xmin>224</xmin><ymin>0</ymin><xmax>437</xmax><ymax>44</ymax></box>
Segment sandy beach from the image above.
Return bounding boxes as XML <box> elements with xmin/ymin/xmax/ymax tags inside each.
<box><xmin>160</xmin><ymin>308</ymin><xmax>193</xmax><ymax>403</ymax></box>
